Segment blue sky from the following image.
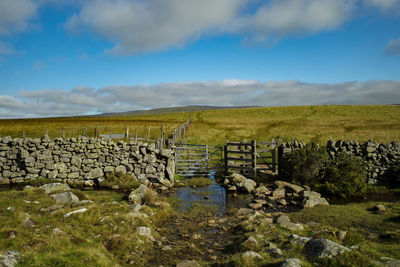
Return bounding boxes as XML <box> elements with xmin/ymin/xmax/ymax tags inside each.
<box><xmin>0</xmin><ymin>0</ymin><xmax>400</xmax><ymax>118</ymax></box>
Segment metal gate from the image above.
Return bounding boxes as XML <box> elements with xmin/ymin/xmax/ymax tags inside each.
<box><xmin>175</xmin><ymin>144</ymin><xmax>223</xmax><ymax>177</ymax></box>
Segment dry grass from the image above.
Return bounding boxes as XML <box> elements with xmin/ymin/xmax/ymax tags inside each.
<box><xmin>184</xmin><ymin>105</ymin><xmax>400</xmax><ymax>145</ymax></box>
<box><xmin>1</xmin><ymin>105</ymin><xmax>399</xmax><ymax>145</ymax></box>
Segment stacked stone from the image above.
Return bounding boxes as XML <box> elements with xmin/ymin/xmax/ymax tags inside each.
<box><xmin>279</xmin><ymin>140</ymin><xmax>400</xmax><ymax>184</ymax></box>
<box><xmin>0</xmin><ymin>136</ymin><xmax>175</xmax><ymax>187</ymax></box>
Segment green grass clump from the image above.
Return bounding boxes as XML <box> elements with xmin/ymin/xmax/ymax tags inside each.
<box><xmin>102</xmin><ymin>172</ymin><xmax>140</xmax><ymax>190</ymax></box>
<box><xmin>184</xmin><ymin>177</ymin><xmax>213</xmax><ymax>187</ymax></box>
<box><xmin>186</xmin><ymin>203</ymin><xmax>217</xmax><ymax>218</ymax></box>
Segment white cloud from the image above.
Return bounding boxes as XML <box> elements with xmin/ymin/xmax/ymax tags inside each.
<box><xmin>65</xmin><ymin>0</ymin><xmax>244</xmax><ymax>54</ymax></box>
<box><xmin>363</xmin><ymin>0</ymin><xmax>400</xmax><ymax>11</ymax></box>
<box><xmin>229</xmin><ymin>0</ymin><xmax>356</xmax><ymax>41</ymax></box>
<box><xmin>1</xmin><ymin>79</ymin><xmax>399</xmax><ymax>118</ymax></box>
<box><xmin>386</xmin><ymin>38</ymin><xmax>400</xmax><ymax>54</ymax></box>
<box><xmin>0</xmin><ymin>0</ymin><xmax>37</xmax><ymax>35</ymax></box>
<box><xmin>65</xmin><ymin>0</ymin><xmax>359</xmax><ymax>54</ymax></box>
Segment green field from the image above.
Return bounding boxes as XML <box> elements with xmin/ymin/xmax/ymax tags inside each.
<box><xmin>0</xmin><ymin>105</ymin><xmax>399</xmax><ymax>145</ymax></box>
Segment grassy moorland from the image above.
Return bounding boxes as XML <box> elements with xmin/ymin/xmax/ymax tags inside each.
<box><xmin>0</xmin><ymin>105</ymin><xmax>399</xmax><ymax>145</ymax></box>
<box><xmin>184</xmin><ymin>105</ymin><xmax>400</xmax><ymax>145</ymax></box>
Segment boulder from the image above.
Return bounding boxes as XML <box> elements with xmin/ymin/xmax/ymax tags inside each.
<box><xmin>303</xmin><ymin>238</ymin><xmax>351</xmax><ymax>258</ymax></box>
<box><xmin>280</xmin><ymin>258</ymin><xmax>302</xmax><ymax>267</ymax></box>
<box><xmin>39</xmin><ymin>183</ymin><xmax>70</xmax><ymax>194</ymax></box>
<box><xmin>50</xmin><ymin>191</ymin><xmax>79</xmax><ymax>203</ymax></box>
<box><xmin>0</xmin><ymin>251</ymin><xmax>22</xmax><ymax>267</ymax></box>
<box><xmin>285</xmin><ymin>184</ymin><xmax>305</xmax><ymax>194</ymax></box>
<box><xmin>128</xmin><ymin>184</ymin><xmax>148</xmax><ymax>204</ymax></box>
<box><xmin>239</xmin><ymin>179</ymin><xmax>257</xmax><ymax>193</ymax></box>
<box><xmin>254</xmin><ymin>186</ymin><xmax>270</xmax><ymax>196</ymax></box>
<box><xmin>231</xmin><ymin>173</ymin><xmax>247</xmax><ymax>183</ymax></box>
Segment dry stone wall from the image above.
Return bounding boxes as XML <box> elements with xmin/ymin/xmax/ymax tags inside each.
<box><xmin>0</xmin><ymin>136</ymin><xmax>175</xmax><ymax>187</ymax></box>
<box><xmin>278</xmin><ymin>140</ymin><xmax>400</xmax><ymax>184</ymax></box>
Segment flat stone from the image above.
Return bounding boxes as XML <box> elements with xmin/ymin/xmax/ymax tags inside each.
<box><xmin>242</xmin><ymin>236</ymin><xmax>259</xmax><ymax>249</ymax></box>
<box><xmin>272</xmin><ymin>188</ymin><xmax>286</xmax><ymax>199</ymax></box>
<box><xmin>50</xmin><ymin>191</ymin><xmax>79</xmax><ymax>203</ymax></box>
<box><xmin>231</xmin><ymin>173</ymin><xmax>247</xmax><ymax>183</ymax></box>
<box><xmin>39</xmin><ymin>183</ymin><xmax>70</xmax><ymax>194</ymax></box>
<box><xmin>249</xmin><ymin>202</ymin><xmax>263</xmax><ymax>210</ymax></box>
<box><xmin>302</xmin><ymin>197</ymin><xmax>329</xmax><ymax>208</ymax></box>
<box><xmin>242</xmin><ymin>251</ymin><xmax>263</xmax><ymax>260</ymax></box>
<box><xmin>277</xmin><ymin>215</ymin><xmax>304</xmax><ymax>231</ymax></box>
<box><xmin>64</xmin><ymin>208</ymin><xmax>88</xmax><ymax>217</ymax></box>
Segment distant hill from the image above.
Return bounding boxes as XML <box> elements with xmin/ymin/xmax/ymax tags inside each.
<box><xmin>96</xmin><ymin>105</ymin><xmax>257</xmax><ymax>117</ymax></box>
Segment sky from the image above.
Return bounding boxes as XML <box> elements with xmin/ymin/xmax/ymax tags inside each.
<box><xmin>0</xmin><ymin>0</ymin><xmax>400</xmax><ymax>118</ymax></box>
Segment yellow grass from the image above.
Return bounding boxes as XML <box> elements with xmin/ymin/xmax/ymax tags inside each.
<box><xmin>0</xmin><ymin>105</ymin><xmax>399</xmax><ymax>145</ymax></box>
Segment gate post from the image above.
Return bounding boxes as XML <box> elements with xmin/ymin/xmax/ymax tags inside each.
<box><xmin>224</xmin><ymin>143</ymin><xmax>228</xmax><ymax>175</ymax></box>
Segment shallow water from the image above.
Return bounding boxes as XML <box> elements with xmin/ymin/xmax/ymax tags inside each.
<box><xmin>172</xmin><ymin>172</ymin><xmax>253</xmax><ymax>215</ymax></box>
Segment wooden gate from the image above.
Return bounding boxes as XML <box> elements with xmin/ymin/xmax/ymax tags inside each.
<box><xmin>175</xmin><ymin>144</ymin><xmax>223</xmax><ymax>177</ymax></box>
<box><xmin>224</xmin><ymin>139</ymin><xmax>278</xmax><ymax>177</ymax></box>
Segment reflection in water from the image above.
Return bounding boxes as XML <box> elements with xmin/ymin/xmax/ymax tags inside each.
<box><xmin>173</xmin><ymin>172</ymin><xmax>253</xmax><ymax>215</ymax></box>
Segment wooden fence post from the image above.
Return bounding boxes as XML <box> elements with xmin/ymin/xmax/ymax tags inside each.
<box><xmin>148</xmin><ymin>127</ymin><xmax>151</xmax><ymax>139</ymax></box>
<box><xmin>62</xmin><ymin>127</ymin><xmax>65</xmax><ymax>139</ymax></box>
<box><xmin>135</xmin><ymin>129</ymin><xmax>138</xmax><ymax>142</ymax></box>
<box><xmin>224</xmin><ymin>143</ymin><xmax>228</xmax><ymax>174</ymax></box>
<box><xmin>125</xmin><ymin>127</ymin><xmax>130</xmax><ymax>138</ymax></box>
<box><xmin>45</xmin><ymin>128</ymin><xmax>48</xmax><ymax>136</ymax></box>
<box><xmin>72</xmin><ymin>124</ymin><xmax>75</xmax><ymax>136</ymax></box>
<box><xmin>251</xmin><ymin>140</ymin><xmax>257</xmax><ymax>178</ymax></box>
<box><xmin>22</xmin><ymin>130</ymin><xmax>25</xmax><ymax>138</ymax></box>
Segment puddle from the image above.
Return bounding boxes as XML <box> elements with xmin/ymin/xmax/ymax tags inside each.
<box><xmin>172</xmin><ymin>172</ymin><xmax>253</xmax><ymax>215</ymax></box>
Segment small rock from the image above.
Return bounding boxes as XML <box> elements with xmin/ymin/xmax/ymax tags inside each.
<box><xmin>64</xmin><ymin>208</ymin><xmax>88</xmax><ymax>217</ymax></box>
<box><xmin>285</xmin><ymin>183</ymin><xmax>305</xmax><ymax>194</ymax></box>
<box><xmin>242</xmin><ymin>251</ymin><xmax>263</xmax><ymax>260</ymax></box>
<box><xmin>23</xmin><ymin>185</ymin><xmax>35</xmax><ymax>191</ymax></box>
<box><xmin>242</xmin><ymin>236</ymin><xmax>259</xmax><ymax>249</ymax></box>
<box><xmin>227</xmin><ymin>185</ymin><xmax>237</xmax><ymax>191</ymax></box>
<box><xmin>288</xmin><ymin>234</ymin><xmax>312</xmax><ymax>246</ymax></box>
<box><xmin>0</xmin><ymin>251</ymin><xmax>22</xmax><ymax>267</ymax></box>
<box><xmin>23</xmin><ymin>218</ymin><xmax>35</xmax><ymax>228</ymax></box>
<box><xmin>375</xmin><ymin>204</ymin><xmax>386</xmax><ymax>214</ymax></box>
<box><xmin>137</xmin><ymin>226</ymin><xmax>155</xmax><ymax>241</ymax></box>
<box><xmin>52</xmin><ymin>228</ymin><xmax>64</xmax><ymax>235</ymax></box>
<box><xmin>162</xmin><ymin>245</ymin><xmax>172</xmax><ymax>252</ymax></box>
<box><xmin>277</xmin><ymin>215</ymin><xmax>304</xmax><ymax>231</ymax></box>
<box><xmin>40</xmin><ymin>204</ymin><xmax>64</xmax><ymax>212</ymax></box>
<box><xmin>128</xmin><ymin>184</ymin><xmax>149</xmax><ymax>204</ymax></box>
<box><xmin>249</xmin><ymin>202</ymin><xmax>264</xmax><ymax>210</ymax></box>
<box><xmin>303</xmin><ymin>238</ymin><xmax>351</xmax><ymax>258</ymax></box>
<box><xmin>277</xmin><ymin>199</ymin><xmax>287</xmax><ymax>206</ymax></box>
<box><xmin>6</xmin><ymin>207</ymin><xmax>15</xmax><ymax>212</ymax></box>
<box><xmin>280</xmin><ymin>258</ymin><xmax>302</xmax><ymax>267</ymax></box>
<box><xmin>272</xmin><ymin>188</ymin><xmax>286</xmax><ymax>199</ymax></box>
<box><xmin>335</xmin><ymin>231</ymin><xmax>347</xmax><ymax>241</ymax></box>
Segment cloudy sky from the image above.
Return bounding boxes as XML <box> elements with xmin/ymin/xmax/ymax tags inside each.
<box><xmin>0</xmin><ymin>0</ymin><xmax>399</xmax><ymax>118</ymax></box>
